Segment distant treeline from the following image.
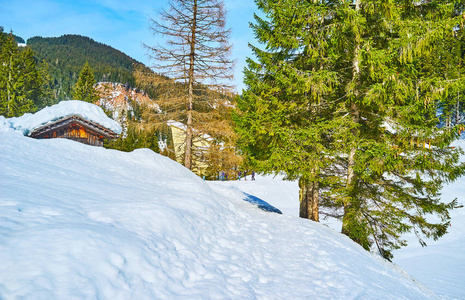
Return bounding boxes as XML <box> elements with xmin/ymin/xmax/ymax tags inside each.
<box><xmin>26</xmin><ymin>34</ymin><xmax>153</xmax><ymax>100</ymax></box>
<box><xmin>13</xmin><ymin>34</ymin><xmax>25</xmax><ymax>44</ymax></box>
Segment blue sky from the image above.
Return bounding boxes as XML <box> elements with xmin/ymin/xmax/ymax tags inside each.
<box><xmin>0</xmin><ymin>0</ymin><xmax>259</xmax><ymax>92</ymax></box>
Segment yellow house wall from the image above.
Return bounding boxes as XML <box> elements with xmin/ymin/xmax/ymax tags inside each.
<box><xmin>169</xmin><ymin>124</ymin><xmax>210</xmax><ymax>176</ymax></box>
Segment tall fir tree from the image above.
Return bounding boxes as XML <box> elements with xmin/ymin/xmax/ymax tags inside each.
<box><xmin>0</xmin><ymin>28</ymin><xmax>50</xmax><ymax>117</ymax></box>
<box><xmin>236</xmin><ymin>0</ymin><xmax>465</xmax><ymax>259</ymax></box>
<box><xmin>73</xmin><ymin>62</ymin><xmax>99</xmax><ymax>103</ymax></box>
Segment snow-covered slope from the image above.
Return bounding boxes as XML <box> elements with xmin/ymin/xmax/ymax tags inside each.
<box><xmin>96</xmin><ymin>82</ymin><xmax>160</xmax><ymax>121</ymax></box>
<box><xmin>0</xmin><ymin>118</ymin><xmax>437</xmax><ymax>299</ymax></box>
<box><xmin>392</xmin><ymin>140</ymin><xmax>465</xmax><ymax>300</ymax></box>
<box><xmin>218</xmin><ymin>145</ymin><xmax>465</xmax><ymax>300</ymax></box>
<box><xmin>211</xmin><ymin>174</ymin><xmax>300</xmax><ymax>216</ymax></box>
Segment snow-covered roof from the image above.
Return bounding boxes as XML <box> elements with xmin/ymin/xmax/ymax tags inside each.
<box><xmin>10</xmin><ymin>100</ymin><xmax>122</xmax><ymax>135</ymax></box>
<box><xmin>167</xmin><ymin>120</ymin><xmax>213</xmax><ymax>141</ymax></box>
<box><xmin>381</xmin><ymin>120</ymin><xmax>397</xmax><ymax>134</ymax></box>
<box><xmin>167</xmin><ymin>120</ymin><xmax>187</xmax><ymax>131</ymax></box>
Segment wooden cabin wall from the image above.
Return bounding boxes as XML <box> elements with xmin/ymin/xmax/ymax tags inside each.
<box><xmin>38</xmin><ymin>124</ymin><xmax>104</xmax><ymax>146</ymax></box>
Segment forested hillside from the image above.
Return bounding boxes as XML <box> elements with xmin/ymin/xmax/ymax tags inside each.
<box><xmin>26</xmin><ymin>35</ymin><xmax>148</xmax><ymax>100</ymax></box>
<box><xmin>12</xmin><ymin>34</ymin><xmax>24</xmax><ymax>44</ymax></box>
<box><xmin>2</xmin><ymin>29</ymin><xmax>240</xmax><ymax>179</ymax></box>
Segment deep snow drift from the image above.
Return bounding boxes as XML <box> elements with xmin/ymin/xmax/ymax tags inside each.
<box><xmin>0</xmin><ymin>112</ymin><xmax>447</xmax><ymax>299</ymax></box>
<box><xmin>215</xmin><ymin>144</ymin><xmax>465</xmax><ymax>300</ymax></box>
<box><xmin>392</xmin><ymin>140</ymin><xmax>465</xmax><ymax>300</ymax></box>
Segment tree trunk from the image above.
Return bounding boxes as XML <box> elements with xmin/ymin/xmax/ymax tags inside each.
<box><xmin>342</xmin><ymin>0</ymin><xmax>361</xmax><ymax>237</ymax></box>
<box><xmin>456</xmin><ymin>92</ymin><xmax>460</xmax><ymax>126</ymax></box>
<box><xmin>184</xmin><ymin>0</ymin><xmax>198</xmax><ymax>170</ymax></box>
<box><xmin>7</xmin><ymin>54</ymin><xmax>12</xmax><ymax>116</ymax></box>
<box><xmin>299</xmin><ymin>178</ymin><xmax>319</xmax><ymax>222</ymax></box>
<box><xmin>342</xmin><ymin>145</ymin><xmax>357</xmax><ymax>237</ymax></box>
<box><xmin>342</xmin><ymin>131</ymin><xmax>370</xmax><ymax>250</ymax></box>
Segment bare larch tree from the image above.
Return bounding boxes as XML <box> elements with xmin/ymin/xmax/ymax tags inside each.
<box><xmin>144</xmin><ymin>0</ymin><xmax>234</xmax><ymax>170</ymax></box>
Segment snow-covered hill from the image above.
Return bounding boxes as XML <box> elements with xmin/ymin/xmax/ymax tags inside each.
<box><xmin>0</xmin><ymin>113</ymin><xmax>452</xmax><ymax>299</ymax></box>
<box><xmin>213</xmin><ymin>146</ymin><xmax>465</xmax><ymax>300</ymax></box>
<box><xmin>392</xmin><ymin>141</ymin><xmax>465</xmax><ymax>300</ymax></box>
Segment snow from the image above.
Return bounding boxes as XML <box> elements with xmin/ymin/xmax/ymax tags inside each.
<box><xmin>168</xmin><ymin>120</ymin><xmax>213</xmax><ymax>141</ymax></box>
<box><xmin>212</xmin><ymin>174</ymin><xmax>299</xmax><ymax>216</ymax></box>
<box><xmin>167</xmin><ymin>119</ymin><xmax>187</xmax><ymax>131</ymax></box>
<box><xmin>391</xmin><ymin>140</ymin><xmax>465</xmax><ymax>300</ymax></box>
<box><xmin>1</xmin><ymin>116</ymin><xmax>462</xmax><ymax>299</ymax></box>
<box><xmin>8</xmin><ymin>100</ymin><xmax>122</xmax><ymax>135</ymax></box>
<box><xmin>218</xmin><ymin>146</ymin><xmax>465</xmax><ymax>300</ymax></box>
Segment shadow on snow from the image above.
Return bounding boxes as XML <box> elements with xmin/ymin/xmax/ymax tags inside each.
<box><xmin>242</xmin><ymin>192</ymin><xmax>282</xmax><ymax>214</ymax></box>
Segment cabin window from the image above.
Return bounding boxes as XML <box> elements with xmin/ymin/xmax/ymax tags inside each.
<box><xmin>79</xmin><ymin>128</ymin><xmax>87</xmax><ymax>138</ymax></box>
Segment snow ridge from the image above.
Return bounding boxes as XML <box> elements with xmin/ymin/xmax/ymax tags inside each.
<box><xmin>8</xmin><ymin>100</ymin><xmax>122</xmax><ymax>135</ymax></box>
<box><xmin>0</xmin><ymin>120</ymin><xmax>439</xmax><ymax>299</ymax></box>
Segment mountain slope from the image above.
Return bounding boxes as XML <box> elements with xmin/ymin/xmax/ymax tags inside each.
<box><xmin>96</xmin><ymin>82</ymin><xmax>160</xmax><ymax>121</ymax></box>
<box><xmin>26</xmin><ymin>34</ymin><xmax>153</xmax><ymax>100</ymax></box>
<box><xmin>0</xmin><ymin>112</ymin><xmax>437</xmax><ymax>299</ymax></box>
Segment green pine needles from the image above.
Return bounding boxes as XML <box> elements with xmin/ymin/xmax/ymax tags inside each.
<box><xmin>73</xmin><ymin>62</ymin><xmax>99</xmax><ymax>103</ymax></box>
<box><xmin>235</xmin><ymin>0</ymin><xmax>465</xmax><ymax>260</ymax></box>
<box><xmin>0</xmin><ymin>28</ymin><xmax>51</xmax><ymax>117</ymax></box>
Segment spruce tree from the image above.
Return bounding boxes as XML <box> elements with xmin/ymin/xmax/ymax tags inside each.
<box><xmin>0</xmin><ymin>28</ymin><xmax>49</xmax><ymax>117</ymax></box>
<box><xmin>73</xmin><ymin>62</ymin><xmax>99</xmax><ymax>103</ymax></box>
<box><xmin>236</xmin><ymin>0</ymin><xmax>465</xmax><ymax>259</ymax></box>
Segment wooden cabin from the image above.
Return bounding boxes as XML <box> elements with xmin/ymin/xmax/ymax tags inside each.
<box><xmin>29</xmin><ymin>115</ymin><xmax>118</xmax><ymax>147</ymax></box>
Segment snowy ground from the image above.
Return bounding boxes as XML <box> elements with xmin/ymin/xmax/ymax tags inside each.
<box><xmin>392</xmin><ymin>141</ymin><xmax>465</xmax><ymax>300</ymax></box>
<box><xmin>216</xmin><ymin>148</ymin><xmax>465</xmax><ymax>300</ymax></box>
<box><xmin>0</xmin><ymin>110</ymin><xmax>445</xmax><ymax>298</ymax></box>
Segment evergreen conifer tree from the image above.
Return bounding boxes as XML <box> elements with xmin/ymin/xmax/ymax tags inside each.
<box><xmin>73</xmin><ymin>62</ymin><xmax>99</xmax><ymax>103</ymax></box>
<box><xmin>0</xmin><ymin>28</ymin><xmax>50</xmax><ymax>117</ymax></box>
<box><xmin>236</xmin><ymin>0</ymin><xmax>465</xmax><ymax>259</ymax></box>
